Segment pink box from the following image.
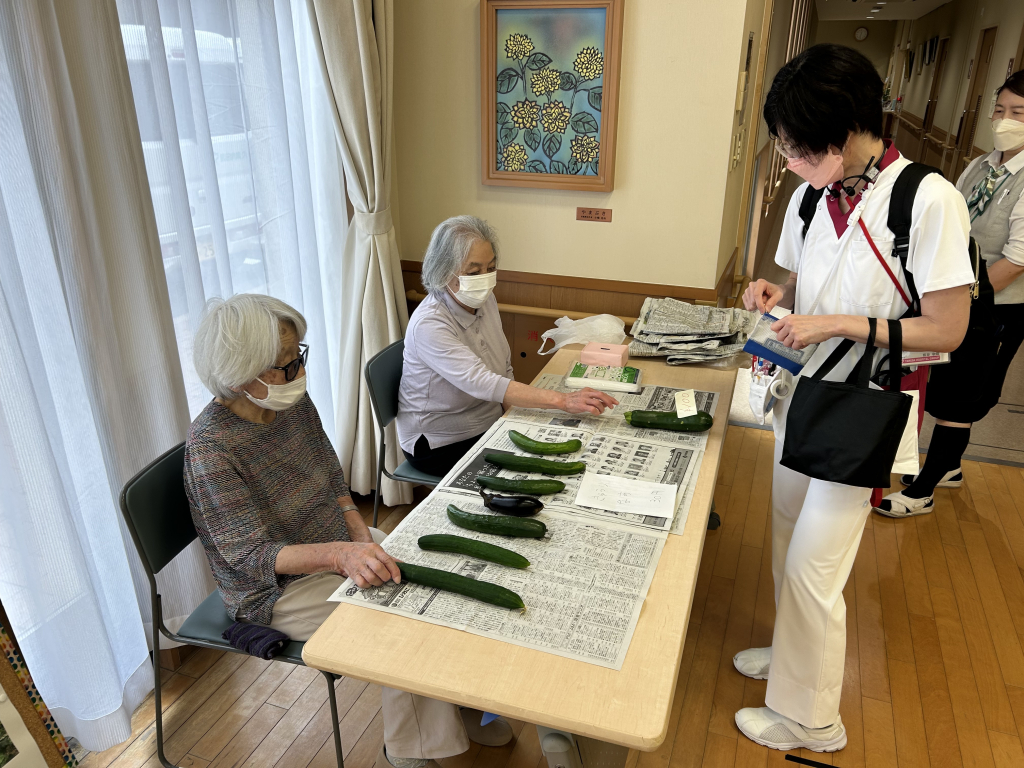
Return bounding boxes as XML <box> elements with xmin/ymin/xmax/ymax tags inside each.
<box><xmin>580</xmin><ymin>342</ymin><xmax>629</xmax><ymax>367</ymax></box>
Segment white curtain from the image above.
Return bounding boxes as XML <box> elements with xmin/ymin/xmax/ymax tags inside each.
<box><xmin>115</xmin><ymin>0</ymin><xmax>350</xmax><ymax>440</ymax></box>
<box><xmin>0</xmin><ymin>0</ymin><xmax>214</xmax><ymax>752</ymax></box>
<box><xmin>307</xmin><ymin>0</ymin><xmax>411</xmax><ymax>505</ymax></box>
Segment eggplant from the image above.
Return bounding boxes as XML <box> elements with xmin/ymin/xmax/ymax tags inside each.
<box><xmin>479</xmin><ymin>490</ymin><xmax>544</xmax><ymax>516</ymax></box>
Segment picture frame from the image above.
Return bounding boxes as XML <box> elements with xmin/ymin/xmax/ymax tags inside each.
<box><xmin>481</xmin><ymin>0</ymin><xmax>624</xmax><ymax>192</ymax></box>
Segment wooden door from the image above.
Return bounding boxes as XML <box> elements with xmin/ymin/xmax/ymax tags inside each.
<box><xmin>954</xmin><ymin>26</ymin><xmax>998</xmax><ymax>176</ymax></box>
<box><xmin>922</xmin><ymin>38</ymin><xmax>949</xmax><ymax>136</ymax></box>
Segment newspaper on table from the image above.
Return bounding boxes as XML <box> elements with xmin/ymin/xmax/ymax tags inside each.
<box><xmin>328</xmin><ymin>488</ymin><xmax>665</xmax><ymax>669</ymax></box>
<box><xmin>628</xmin><ymin>297</ymin><xmax>757</xmax><ymax>364</ymax></box>
<box><xmin>440</xmin><ymin>376</ymin><xmax>720</xmax><ymax>533</ymax></box>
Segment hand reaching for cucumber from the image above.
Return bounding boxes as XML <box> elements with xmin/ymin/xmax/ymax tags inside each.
<box><xmin>560</xmin><ymin>387</ymin><xmax>618</xmax><ymax>415</ymax></box>
<box><xmin>331</xmin><ymin>542</ymin><xmax>402</xmax><ymax>588</ymax></box>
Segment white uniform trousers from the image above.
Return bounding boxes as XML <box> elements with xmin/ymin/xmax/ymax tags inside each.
<box><xmin>267</xmin><ymin>529</ymin><xmax>470</xmax><ymax>760</ymax></box>
<box><xmin>766</xmin><ymin>397</ymin><xmax>872</xmax><ymax>728</ymax></box>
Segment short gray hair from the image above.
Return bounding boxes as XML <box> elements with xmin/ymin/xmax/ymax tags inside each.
<box><xmin>421</xmin><ymin>215</ymin><xmax>500</xmax><ymax>295</ymax></box>
<box><xmin>193</xmin><ymin>294</ymin><xmax>307</xmax><ymax>399</ymax></box>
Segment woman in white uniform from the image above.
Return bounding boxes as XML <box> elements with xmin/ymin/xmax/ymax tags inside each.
<box><xmin>737</xmin><ymin>44</ymin><xmax>974</xmax><ymax>752</ymax></box>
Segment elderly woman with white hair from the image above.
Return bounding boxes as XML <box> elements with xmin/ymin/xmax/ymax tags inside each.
<box><xmin>398</xmin><ymin>215</ymin><xmax>617</xmax><ymax>476</ymax></box>
<box><xmin>184</xmin><ymin>294</ymin><xmax>511</xmax><ymax>768</ymax></box>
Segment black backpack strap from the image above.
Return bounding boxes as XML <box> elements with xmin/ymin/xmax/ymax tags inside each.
<box><xmin>799</xmin><ymin>184</ymin><xmax>826</xmax><ymax>239</ymax></box>
<box><xmin>887</xmin><ymin>163</ymin><xmax>943</xmax><ymax>317</ymax></box>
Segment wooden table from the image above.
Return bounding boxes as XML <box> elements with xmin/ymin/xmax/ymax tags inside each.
<box><xmin>303</xmin><ymin>347</ymin><xmax>736</xmax><ymax>752</ymax></box>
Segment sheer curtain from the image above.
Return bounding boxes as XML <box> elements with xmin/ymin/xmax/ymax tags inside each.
<box><xmin>114</xmin><ymin>0</ymin><xmax>349</xmax><ymax>441</ymax></box>
<box><xmin>0</xmin><ymin>0</ymin><xmax>202</xmax><ymax>752</ymax></box>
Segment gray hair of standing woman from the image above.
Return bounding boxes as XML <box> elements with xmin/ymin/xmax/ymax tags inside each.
<box><xmin>193</xmin><ymin>294</ymin><xmax>308</xmax><ymax>399</ymax></box>
<box><xmin>420</xmin><ymin>215</ymin><xmax>500</xmax><ymax>295</ymax></box>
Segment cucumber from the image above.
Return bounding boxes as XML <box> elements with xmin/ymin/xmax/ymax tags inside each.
<box><xmin>447</xmin><ymin>504</ymin><xmax>547</xmax><ymax>538</ymax></box>
<box><xmin>485</xmin><ymin>453</ymin><xmax>586</xmax><ymax>476</ymax></box>
<box><xmin>624</xmin><ymin>410</ymin><xmax>713</xmax><ymax>432</ymax></box>
<box><xmin>397</xmin><ymin>563</ymin><xmax>524</xmax><ymax>610</ymax></box>
<box><xmin>476</xmin><ymin>475</ymin><xmax>565</xmax><ymax>494</ymax></box>
<box><xmin>508</xmin><ymin>430</ymin><xmax>582</xmax><ymax>455</ymax></box>
<box><xmin>479</xmin><ymin>491</ymin><xmax>544</xmax><ymax>516</ymax></box>
<box><xmin>418</xmin><ymin>534</ymin><xmax>530</xmax><ymax>569</ymax></box>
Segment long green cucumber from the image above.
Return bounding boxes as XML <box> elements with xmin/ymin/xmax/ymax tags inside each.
<box><xmin>476</xmin><ymin>475</ymin><xmax>565</xmax><ymax>495</ymax></box>
<box><xmin>508</xmin><ymin>430</ymin><xmax>582</xmax><ymax>455</ymax></box>
<box><xmin>418</xmin><ymin>534</ymin><xmax>530</xmax><ymax>569</ymax></box>
<box><xmin>397</xmin><ymin>563</ymin><xmax>524</xmax><ymax>609</ymax></box>
<box><xmin>485</xmin><ymin>453</ymin><xmax>586</xmax><ymax>476</ymax></box>
<box><xmin>623</xmin><ymin>410</ymin><xmax>713</xmax><ymax>432</ymax></box>
<box><xmin>446</xmin><ymin>504</ymin><xmax>547</xmax><ymax>538</ymax></box>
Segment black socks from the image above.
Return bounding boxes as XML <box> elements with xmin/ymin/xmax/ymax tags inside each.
<box><xmin>904</xmin><ymin>425</ymin><xmax>970</xmax><ymax>499</ymax></box>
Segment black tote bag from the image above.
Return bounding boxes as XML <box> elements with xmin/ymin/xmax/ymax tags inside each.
<box><xmin>780</xmin><ymin>318</ymin><xmax>913</xmax><ymax>488</ymax></box>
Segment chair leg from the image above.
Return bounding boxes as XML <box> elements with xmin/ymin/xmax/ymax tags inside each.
<box><xmin>323</xmin><ymin>671</ymin><xmax>345</xmax><ymax>768</ymax></box>
<box><xmin>373</xmin><ymin>439</ymin><xmax>387</xmax><ymax>528</ymax></box>
<box><xmin>152</xmin><ymin>594</ymin><xmax>177</xmax><ymax>768</ymax></box>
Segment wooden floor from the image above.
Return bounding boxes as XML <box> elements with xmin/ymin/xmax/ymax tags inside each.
<box><xmin>81</xmin><ymin>425</ymin><xmax>1024</xmax><ymax>768</ymax></box>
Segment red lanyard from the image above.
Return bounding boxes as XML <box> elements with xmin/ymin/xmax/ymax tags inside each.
<box><xmin>857</xmin><ymin>218</ymin><xmax>913</xmax><ymax>308</ymax></box>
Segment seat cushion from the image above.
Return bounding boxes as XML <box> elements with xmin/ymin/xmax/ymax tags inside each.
<box><xmin>178</xmin><ymin>590</ymin><xmax>306</xmax><ymax>664</ymax></box>
<box><xmin>390</xmin><ymin>460</ymin><xmax>443</xmax><ymax>486</ymax></box>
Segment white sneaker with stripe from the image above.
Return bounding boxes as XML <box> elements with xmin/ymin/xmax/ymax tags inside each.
<box><xmin>735</xmin><ymin>707</ymin><xmax>847</xmax><ymax>752</ymax></box>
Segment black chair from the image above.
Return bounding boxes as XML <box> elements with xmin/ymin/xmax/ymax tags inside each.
<box><xmin>119</xmin><ymin>443</ymin><xmax>345</xmax><ymax>768</ymax></box>
<box><xmin>365</xmin><ymin>339</ymin><xmax>442</xmax><ymax>526</ymax></box>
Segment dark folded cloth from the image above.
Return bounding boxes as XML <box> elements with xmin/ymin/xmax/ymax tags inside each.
<box><xmin>222</xmin><ymin>622</ymin><xmax>290</xmax><ymax>660</ymax></box>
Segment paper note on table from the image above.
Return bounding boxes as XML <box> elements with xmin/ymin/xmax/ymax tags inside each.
<box><xmin>674</xmin><ymin>389</ymin><xmax>697</xmax><ymax>418</ymax></box>
<box><xmin>575</xmin><ymin>473</ymin><xmax>677</xmax><ymax>519</ymax></box>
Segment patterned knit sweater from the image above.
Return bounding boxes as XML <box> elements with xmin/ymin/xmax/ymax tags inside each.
<box><xmin>184</xmin><ymin>395</ymin><xmax>350</xmax><ymax>624</ymax></box>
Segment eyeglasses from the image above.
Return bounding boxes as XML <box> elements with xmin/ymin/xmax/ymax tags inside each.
<box><xmin>774</xmin><ymin>140</ymin><xmax>801</xmax><ymax>159</ymax></box>
<box><xmin>270</xmin><ymin>343</ymin><xmax>308</xmax><ymax>381</ymax></box>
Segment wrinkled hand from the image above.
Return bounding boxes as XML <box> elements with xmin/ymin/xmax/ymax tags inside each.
<box><xmin>331</xmin><ymin>543</ymin><xmax>401</xmax><ymax>588</ymax></box>
<box><xmin>771</xmin><ymin>314</ymin><xmax>837</xmax><ymax>350</ymax></box>
<box><xmin>561</xmin><ymin>387</ymin><xmax>618</xmax><ymax>415</ymax></box>
<box><xmin>743</xmin><ymin>279</ymin><xmax>785</xmax><ymax>313</ymax></box>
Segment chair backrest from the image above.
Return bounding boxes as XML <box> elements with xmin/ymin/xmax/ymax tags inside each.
<box><xmin>365</xmin><ymin>339</ymin><xmax>405</xmax><ymax>429</ymax></box>
<box><xmin>119</xmin><ymin>442</ymin><xmax>197</xmax><ymax>577</ymax></box>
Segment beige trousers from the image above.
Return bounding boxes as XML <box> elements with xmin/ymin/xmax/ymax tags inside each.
<box><xmin>767</xmin><ymin>398</ymin><xmax>872</xmax><ymax>728</ymax></box>
<box><xmin>269</xmin><ymin>529</ymin><xmax>470</xmax><ymax>760</ymax></box>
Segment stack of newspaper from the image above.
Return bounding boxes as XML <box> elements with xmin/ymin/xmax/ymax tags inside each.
<box><xmin>628</xmin><ymin>297</ymin><xmax>757</xmax><ymax>365</ymax></box>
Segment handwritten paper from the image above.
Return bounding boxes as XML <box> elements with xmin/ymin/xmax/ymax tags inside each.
<box><xmin>674</xmin><ymin>389</ymin><xmax>697</xmax><ymax>418</ymax></box>
<box><xmin>575</xmin><ymin>473</ymin><xmax>677</xmax><ymax>519</ymax></box>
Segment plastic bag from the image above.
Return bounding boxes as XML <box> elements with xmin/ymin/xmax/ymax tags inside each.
<box><xmin>748</xmin><ymin>357</ymin><xmax>794</xmax><ymax>425</ymax></box>
<box><xmin>538</xmin><ymin>314</ymin><xmax>626</xmax><ymax>355</ymax></box>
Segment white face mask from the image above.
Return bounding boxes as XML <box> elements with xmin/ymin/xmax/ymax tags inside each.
<box><xmin>450</xmin><ymin>271</ymin><xmax>497</xmax><ymax>309</ymax></box>
<box><xmin>244</xmin><ymin>373</ymin><xmax>306</xmax><ymax>411</ymax></box>
<box><xmin>993</xmin><ymin>118</ymin><xmax>1024</xmax><ymax>152</ymax></box>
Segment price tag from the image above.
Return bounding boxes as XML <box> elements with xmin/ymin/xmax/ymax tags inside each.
<box><xmin>675</xmin><ymin>389</ymin><xmax>697</xmax><ymax>418</ymax></box>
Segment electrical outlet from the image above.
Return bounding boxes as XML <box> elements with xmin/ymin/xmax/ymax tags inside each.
<box><xmin>576</xmin><ymin>207</ymin><xmax>612</xmax><ymax>222</ymax></box>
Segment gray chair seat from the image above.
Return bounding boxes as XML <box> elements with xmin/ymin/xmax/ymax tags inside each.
<box><xmin>391</xmin><ymin>460</ymin><xmax>444</xmax><ymax>486</ymax></box>
<box><xmin>178</xmin><ymin>590</ymin><xmax>306</xmax><ymax>664</ymax></box>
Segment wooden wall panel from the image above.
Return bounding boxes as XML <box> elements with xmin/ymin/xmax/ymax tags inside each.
<box><xmin>549</xmin><ymin>287</ymin><xmax>647</xmax><ymax>319</ymax></box>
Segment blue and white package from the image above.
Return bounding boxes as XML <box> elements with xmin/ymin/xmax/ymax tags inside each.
<box><xmin>742</xmin><ymin>311</ymin><xmax>817</xmax><ymax>374</ymax></box>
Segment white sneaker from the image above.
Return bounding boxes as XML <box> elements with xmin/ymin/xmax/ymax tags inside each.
<box><xmin>873</xmin><ymin>491</ymin><xmax>934</xmax><ymax>518</ymax></box>
<box><xmin>735</xmin><ymin>707</ymin><xmax>847</xmax><ymax>752</ymax></box>
<box><xmin>733</xmin><ymin>647</ymin><xmax>771</xmax><ymax>680</ymax></box>
<box><xmin>899</xmin><ymin>468</ymin><xmax>962</xmax><ymax>489</ymax></box>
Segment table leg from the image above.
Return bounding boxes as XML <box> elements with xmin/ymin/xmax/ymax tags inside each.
<box><xmin>536</xmin><ymin>727</ymin><xmax>629</xmax><ymax>768</ymax></box>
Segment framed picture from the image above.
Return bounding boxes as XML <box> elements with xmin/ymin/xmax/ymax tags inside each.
<box><xmin>481</xmin><ymin>0</ymin><xmax>624</xmax><ymax>192</ymax></box>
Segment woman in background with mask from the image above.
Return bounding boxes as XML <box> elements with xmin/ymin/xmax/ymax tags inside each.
<box><xmin>737</xmin><ymin>44</ymin><xmax>973</xmax><ymax>753</ymax></box>
<box><xmin>878</xmin><ymin>70</ymin><xmax>1024</xmax><ymax>517</ymax></box>
<box><xmin>398</xmin><ymin>215</ymin><xmax>617</xmax><ymax>477</ymax></box>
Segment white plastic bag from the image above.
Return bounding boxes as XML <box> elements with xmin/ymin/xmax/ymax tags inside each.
<box><xmin>538</xmin><ymin>314</ymin><xmax>626</xmax><ymax>355</ymax></box>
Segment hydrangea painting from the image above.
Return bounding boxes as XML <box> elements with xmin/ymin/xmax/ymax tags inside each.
<box><xmin>482</xmin><ymin>1</ymin><xmax>623</xmax><ymax>192</ymax></box>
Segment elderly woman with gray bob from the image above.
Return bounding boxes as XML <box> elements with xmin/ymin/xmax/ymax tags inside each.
<box><xmin>184</xmin><ymin>294</ymin><xmax>509</xmax><ymax>768</ymax></box>
<box><xmin>398</xmin><ymin>215</ymin><xmax>618</xmax><ymax>476</ymax></box>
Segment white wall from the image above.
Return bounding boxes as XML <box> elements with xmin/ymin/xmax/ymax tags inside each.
<box><xmin>393</xmin><ymin>0</ymin><xmax>752</xmax><ymax>289</ymax></box>
<box><xmin>811</xmin><ymin>20</ymin><xmax>898</xmax><ymax>77</ymax></box>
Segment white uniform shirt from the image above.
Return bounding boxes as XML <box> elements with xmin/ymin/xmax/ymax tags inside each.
<box><xmin>775</xmin><ymin>151</ymin><xmax>975</xmax><ymax>382</ymax></box>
